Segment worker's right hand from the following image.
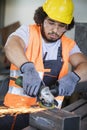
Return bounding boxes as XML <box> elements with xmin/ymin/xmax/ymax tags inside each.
<box><xmin>20</xmin><ymin>62</ymin><xmax>42</xmax><ymax>97</ymax></box>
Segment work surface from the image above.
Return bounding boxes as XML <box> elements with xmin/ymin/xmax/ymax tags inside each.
<box><xmin>22</xmin><ymin>98</ymin><xmax>87</xmax><ymax>130</ymax></box>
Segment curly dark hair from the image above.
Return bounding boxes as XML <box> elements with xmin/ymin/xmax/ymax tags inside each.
<box><xmin>33</xmin><ymin>7</ymin><xmax>75</xmax><ymax>30</ymax></box>
<box><xmin>33</xmin><ymin>7</ymin><xmax>47</xmax><ymax>25</ymax></box>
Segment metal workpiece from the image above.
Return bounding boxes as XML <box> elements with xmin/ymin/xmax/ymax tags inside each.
<box><xmin>29</xmin><ymin>108</ymin><xmax>80</xmax><ymax>130</ymax></box>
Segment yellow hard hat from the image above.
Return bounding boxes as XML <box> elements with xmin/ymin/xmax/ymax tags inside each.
<box><xmin>42</xmin><ymin>0</ymin><xmax>74</xmax><ymax>24</ymax></box>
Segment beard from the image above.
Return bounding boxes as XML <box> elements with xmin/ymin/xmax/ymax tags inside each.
<box><xmin>41</xmin><ymin>25</ymin><xmax>60</xmax><ymax>43</ymax></box>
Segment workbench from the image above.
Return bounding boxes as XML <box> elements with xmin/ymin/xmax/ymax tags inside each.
<box><xmin>22</xmin><ymin>98</ymin><xmax>87</xmax><ymax>130</ymax></box>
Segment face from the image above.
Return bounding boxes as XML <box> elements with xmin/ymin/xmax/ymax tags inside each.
<box><xmin>41</xmin><ymin>17</ymin><xmax>68</xmax><ymax>43</ymax></box>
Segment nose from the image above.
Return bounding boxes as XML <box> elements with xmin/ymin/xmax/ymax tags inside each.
<box><xmin>52</xmin><ymin>27</ymin><xmax>58</xmax><ymax>33</ymax></box>
<box><xmin>52</xmin><ymin>25</ymin><xmax>58</xmax><ymax>33</ymax></box>
<box><xmin>52</xmin><ymin>23</ymin><xmax>62</xmax><ymax>34</ymax></box>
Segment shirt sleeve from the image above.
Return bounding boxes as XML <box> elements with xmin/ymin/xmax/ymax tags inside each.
<box><xmin>69</xmin><ymin>44</ymin><xmax>82</xmax><ymax>56</ymax></box>
<box><xmin>9</xmin><ymin>24</ymin><xmax>29</xmax><ymax>47</ymax></box>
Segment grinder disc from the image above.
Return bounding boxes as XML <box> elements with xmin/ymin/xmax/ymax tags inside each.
<box><xmin>39</xmin><ymin>101</ymin><xmax>55</xmax><ymax>109</ymax></box>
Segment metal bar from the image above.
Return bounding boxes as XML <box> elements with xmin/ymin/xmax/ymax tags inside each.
<box><xmin>29</xmin><ymin>108</ymin><xmax>80</xmax><ymax>130</ymax></box>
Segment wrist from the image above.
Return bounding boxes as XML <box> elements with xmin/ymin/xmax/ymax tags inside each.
<box><xmin>72</xmin><ymin>71</ymin><xmax>81</xmax><ymax>82</ymax></box>
<box><xmin>20</xmin><ymin>62</ymin><xmax>34</xmax><ymax>73</ymax></box>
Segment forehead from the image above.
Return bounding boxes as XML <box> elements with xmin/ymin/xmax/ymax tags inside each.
<box><xmin>45</xmin><ymin>16</ymin><xmax>67</xmax><ymax>25</ymax></box>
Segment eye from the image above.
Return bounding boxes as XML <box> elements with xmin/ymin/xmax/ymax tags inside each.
<box><xmin>48</xmin><ymin>20</ymin><xmax>55</xmax><ymax>25</ymax></box>
<box><xmin>59</xmin><ymin>24</ymin><xmax>67</xmax><ymax>28</ymax></box>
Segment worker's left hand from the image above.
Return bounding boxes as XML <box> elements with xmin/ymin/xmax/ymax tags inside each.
<box><xmin>57</xmin><ymin>72</ymin><xmax>80</xmax><ymax>96</ymax></box>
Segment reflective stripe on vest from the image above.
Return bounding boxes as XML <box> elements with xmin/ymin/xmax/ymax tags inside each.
<box><xmin>10</xmin><ymin>70</ymin><xmax>21</xmax><ymax>77</ymax></box>
<box><xmin>8</xmin><ymin>86</ymin><xmax>28</xmax><ymax>97</ymax></box>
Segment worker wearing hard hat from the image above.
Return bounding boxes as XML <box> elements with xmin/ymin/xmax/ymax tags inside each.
<box><xmin>4</xmin><ymin>0</ymin><xmax>87</xmax><ymax>107</ymax></box>
<box><xmin>1</xmin><ymin>0</ymin><xmax>87</xmax><ymax>129</ymax></box>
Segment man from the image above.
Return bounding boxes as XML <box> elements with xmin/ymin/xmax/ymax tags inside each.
<box><xmin>2</xmin><ymin>0</ymin><xmax>87</xmax><ymax>129</ymax></box>
<box><xmin>4</xmin><ymin>0</ymin><xmax>87</xmax><ymax>106</ymax></box>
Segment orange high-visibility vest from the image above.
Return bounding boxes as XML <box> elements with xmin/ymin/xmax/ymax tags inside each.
<box><xmin>4</xmin><ymin>24</ymin><xmax>75</xmax><ymax>108</ymax></box>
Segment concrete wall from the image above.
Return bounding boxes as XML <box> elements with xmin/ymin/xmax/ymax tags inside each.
<box><xmin>5</xmin><ymin>0</ymin><xmax>45</xmax><ymax>26</ymax></box>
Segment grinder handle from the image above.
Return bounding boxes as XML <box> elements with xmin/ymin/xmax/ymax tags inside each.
<box><xmin>15</xmin><ymin>76</ymin><xmax>23</xmax><ymax>87</ymax></box>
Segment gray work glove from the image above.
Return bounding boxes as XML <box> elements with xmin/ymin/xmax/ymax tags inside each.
<box><xmin>20</xmin><ymin>62</ymin><xmax>42</xmax><ymax>97</ymax></box>
<box><xmin>57</xmin><ymin>72</ymin><xmax>80</xmax><ymax>96</ymax></box>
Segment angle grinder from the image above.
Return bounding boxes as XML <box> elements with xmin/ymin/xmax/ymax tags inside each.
<box><xmin>11</xmin><ymin>76</ymin><xmax>58</xmax><ymax>109</ymax></box>
<box><xmin>38</xmin><ymin>86</ymin><xmax>58</xmax><ymax>109</ymax></box>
